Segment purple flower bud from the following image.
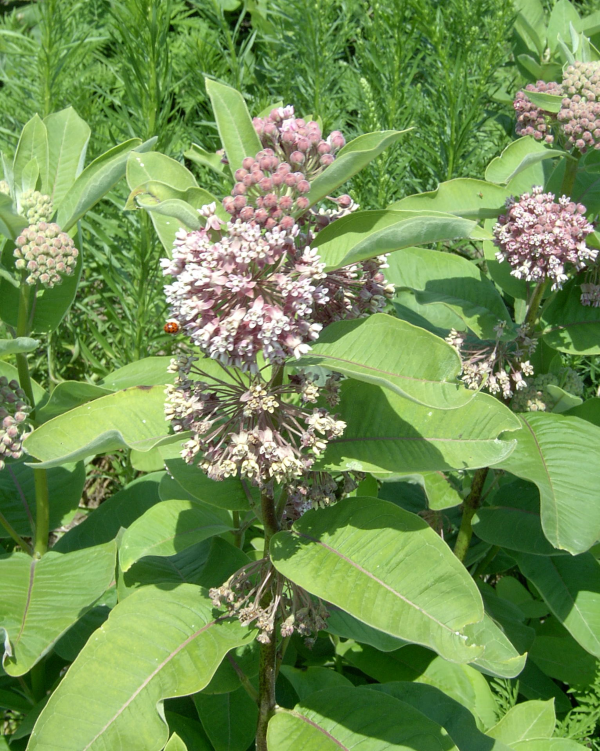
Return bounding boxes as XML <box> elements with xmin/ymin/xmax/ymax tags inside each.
<box><xmin>242</xmin><ymin>157</ymin><xmax>255</xmax><ymax>170</ymax></box>
<box><xmin>297</xmin><ymin>179</ymin><xmax>310</xmax><ymax>194</ymax></box>
<box><xmin>290</xmin><ymin>151</ymin><xmax>305</xmax><ymax>164</ymax></box>
<box><xmin>319</xmin><ymin>154</ymin><xmax>334</xmax><ymax>167</ymax></box>
<box><xmin>317</xmin><ymin>141</ymin><xmax>331</xmax><ymax>155</ymax></box>
<box><xmin>296</xmin><ymin>197</ymin><xmax>309</xmax><ymax>211</ymax></box>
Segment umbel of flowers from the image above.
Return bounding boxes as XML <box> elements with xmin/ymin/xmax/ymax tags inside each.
<box><xmin>0</xmin><ymin>377</ymin><xmax>32</xmax><ymax>471</ymax></box>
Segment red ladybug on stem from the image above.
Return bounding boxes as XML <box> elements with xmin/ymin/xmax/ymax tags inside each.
<box><xmin>164</xmin><ymin>320</ymin><xmax>180</xmax><ymax>334</ymax></box>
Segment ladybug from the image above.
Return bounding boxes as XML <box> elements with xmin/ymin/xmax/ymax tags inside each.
<box><xmin>164</xmin><ymin>320</ymin><xmax>180</xmax><ymax>334</ymax></box>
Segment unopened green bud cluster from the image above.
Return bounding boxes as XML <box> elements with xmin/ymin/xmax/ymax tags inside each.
<box><xmin>0</xmin><ymin>377</ymin><xmax>32</xmax><ymax>471</ymax></box>
<box><xmin>14</xmin><ymin>221</ymin><xmax>79</xmax><ymax>287</ymax></box>
<box><xmin>0</xmin><ymin>181</ymin><xmax>10</xmax><ymax>196</ymax></box>
<box><xmin>19</xmin><ymin>189</ymin><xmax>54</xmax><ymax>223</ymax></box>
<box><xmin>511</xmin><ymin>368</ymin><xmax>584</xmax><ymax>413</ymax></box>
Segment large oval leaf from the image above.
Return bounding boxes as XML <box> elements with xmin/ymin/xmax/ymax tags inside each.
<box><xmin>267</xmin><ymin>686</ymin><xmax>459</xmax><ymax>751</ymax></box>
<box><xmin>487</xmin><ymin>700</ymin><xmax>555</xmax><ymax>744</ymax></box>
<box><xmin>0</xmin><ymin>541</ymin><xmax>116</xmax><ymax>676</ymax></box>
<box><xmin>390</xmin><ymin>178</ymin><xmax>509</xmax><ymax>220</ymax></box>
<box><xmin>44</xmin><ymin>107</ymin><xmax>90</xmax><ymax>207</ymax></box>
<box><xmin>271</xmin><ymin>497</ymin><xmax>484</xmax><ymax>663</ymax></box>
<box><xmin>28</xmin><ymin>586</ymin><xmax>254</xmax><ymax>751</ymax></box>
<box><xmin>311</xmin><ymin>210</ymin><xmax>489</xmax><ymax>270</ymax></box>
<box><xmin>485</xmin><ymin>137</ymin><xmax>564</xmax><ymax>185</ymax></box>
<box><xmin>318</xmin><ymin>380</ymin><xmax>519</xmax><ymax>474</ymax></box>
<box><xmin>296</xmin><ymin>314</ymin><xmax>474</xmax><ymax>409</ymax></box>
<box><xmin>496</xmin><ymin>412</ymin><xmax>600</xmax><ymax>554</ymax></box>
<box><xmin>463</xmin><ymin>614</ymin><xmax>527</xmax><ymax>679</ymax></box>
<box><xmin>515</xmin><ymin>552</ymin><xmax>600</xmax><ymax>659</ymax></box>
<box><xmin>23</xmin><ymin>385</ymin><xmax>169</xmax><ymax>468</ymax></box>
<box><xmin>119</xmin><ymin>500</ymin><xmax>233</xmax><ymax>571</ymax></box>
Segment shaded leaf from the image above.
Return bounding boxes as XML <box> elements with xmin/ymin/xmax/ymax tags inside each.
<box><xmin>195</xmin><ymin>686</ymin><xmax>258</xmax><ymax>751</ymax></box>
<box><xmin>542</xmin><ymin>278</ymin><xmax>600</xmax><ymax>354</ymax></box>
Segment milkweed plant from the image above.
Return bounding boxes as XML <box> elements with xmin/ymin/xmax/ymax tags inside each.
<box><xmin>2</xmin><ymin>12</ymin><xmax>600</xmax><ymax>751</ymax></box>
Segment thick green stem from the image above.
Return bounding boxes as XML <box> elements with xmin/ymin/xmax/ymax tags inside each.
<box><xmin>561</xmin><ymin>156</ymin><xmax>579</xmax><ymax>199</ymax></box>
<box><xmin>0</xmin><ymin>510</ymin><xmax>33</xmax><ymax>555</ymax></box>
<box><xmin>454</xmin><ymin>467</ymin><xmax>489</xmax><ymax>562</ymax></box>
<box><xmin>524</xmin><ymin>279</ymin><xmax>549</xmax><ymax>330</ymax></box>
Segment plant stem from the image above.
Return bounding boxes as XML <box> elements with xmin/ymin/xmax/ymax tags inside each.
<box><xmin>524</xmin><ymin>279</ymin><xmax>549</xmax><ymax>330</ymax></box>
<box><xmin>15</xmin><ymin>282</ymin><xmax>35</xmax><ymax>411</ymax></box>
<box><xmin>0</xmin><ymin>510</ymin><xmax>33</xmax><ymax>555</ymax></box>
<box><xmin>454</xmin><ymin>467</ymin><xmax>489</xmax><ymax>563</ymax></box>
<box><xmin>256</xmin><ymin>489</ymin><xmax>280</xmax><ymax>751</ymax></box>
<box><xmin>561</xmin><ymin>156</ymin><xmax>579</xmax><ymax>199</ymax></box>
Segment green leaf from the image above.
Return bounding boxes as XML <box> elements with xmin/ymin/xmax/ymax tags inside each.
<box><xmin>266</xmin><ymin>686</ymin><xmax>460</xmax><ymax>751</ymax></box>
<box><xmin>202</xmin><ymin>641</ymin><xmax>259</xmax><ymax>694</ymax></box>
<box><xmin>205</xmin><ymin>79</ymin><xmax>262</xmax><ymax>177</ymax></box>
<box><xmin>54</xmin><ymin>604</ymin><xmax>111</xmax><ymax>662</ymax></box>
<box><xmin>385</xmin><ymin>247</ymin><xmax>513</xmax><ymax>339</ymax></box>
<box><xmin>279</xmin><ymin>666</ymin><xmax>353</xmax><ymax>701</ymax></box>
<box><xmin>163</xmin><ymin>457</ymin><xmax>251</xmax><ymax>511</ymax></box>
<box><xmin>529</xmin><ymin>628</ymin><xmax>598</xmax><ymax>687</ymax></box>
<box><xmin>547</xmin><ymin>0</ymin><xmax>581</xmax><ymax>52</ymax></box>
<box><xmin>36</xmin><ymin>381</ymin><xmax>113</xmax><ymax>422</ymax></box>
<box><xmin>54</xmin><ymin>472</ymin><xmax>164</xmax><ymax>552</ymax></box>
<box><xmin>0</xmin><ymin>193</ymin><xmax>28</xmax><ymax>240</ymax></box>
<box><xmin>485</xmin><ymin>138</ymin><xmax>564</xmax><ymax>185</ymax></box>
<box><xmin>488</xmin><ymin>700</ymin><xmax>555</xmax><ymax>744</ymax></box>
<box><xmin>518</xmin><ymin>659</ymin><xmax>572</xmax><ymax>713</ymax></box>
<box><xmin>165</xmin><ymin>734</ymin><xmax>187</xmax><ymax>751</ymax></box>
<box><xmin>326</xmin><ymin>606</ymin><xmax>407</xmax><ymax>652</ymax></box>
<box><xmin>0</xmin><ymin>361</ymin><xmax>46</xmax><ymax>405</ymax></box>
<box><xmin>166</xmin><ymin>714</ymin><xmax>211</xmax><ymax>751</ymax></box>
<box><xmin>564</xmin><ymin>396</ymin><xmax>600</xmax><ymax>427</ymax></box>
<box><xmin>127</xmin><ymin>181</ymin><xmax>227</xmax><ymax>222</ymax></box>
<box><xmin>119</xmin><ymin>500</ymin><xmax>233</xmax><ymax>571</ymax></box>
<box><xmin>496</xmin><ymin>412</ymin><xmax>600</xmax><ymax>554</ymax></box>
<box><xmin>514</xmin><ymin>0</ymin><xmax>547</xmax><ymax>55</ymax></box>
<box><xmin>367</xmin><ymin>682</ymin><xmax>513</xmax><ymax>751</ymax></box>
<box><xmin>483</xmin><ymin>231</ymin><xmax>529</xmax><ymax>302</ymax></box>
<box><xmin>510</xmin><ymin>741</ymin><xmax>588</xmax><ymax>750</ymax></box>
<box><xmin>44</xmin><ymin>108</ymin><xmax>91</xmax><ymax>207</ymax></box>
<box><xmin>195</xmin><ymin>686</ymin><xmax>258</xmax><ymax>751</ymax></box>
<box><xmin>525</xmin><ymin>91</ymin><xmax>564</xmax><ymax>113</ymax></box>
<box><xmin>472</xmin><ymin>479</ymin><xmax>564</xmax><ymax>556</ymax></box>
<box><xmin>390</xmin><ymin>178</ymin><xmax>510</xmax><ymax>220</ymax></box>
<box><xmin>27</xmin><ymin>586</ymin><xmax>255</xmax><ymax>751</ymax></box>
<box><xmin>0</xmin><ymin>337</ymin><xmax>39</xmax><ymax>357</ymax></box>
<box><xmin>271</xmin><ymin>497</ymin><xmax>484</xmax><ymax>663</ymax></box>
<box><xmin>296</xmin><ymin>314</ymin><xmax>474</xmax><ymax>409</ymax></box>
<box><xmin>23</xmin><ymin>385</ymin><xmax>170</xmax><ymax>468</ymax></box>
<box><xmin>311</xmin><ymin>209</ymin><xmax>488</xmax><ymax>271</ymax></box>
<box><xmin>318</xmin><ymin>380</ymin><xmax>519</xmax><ymax>475</ymax></box>
<box><xmin>0</xmin><ymin>541</ymin><xmax>116</xmax><ymax>676</ymax></box>
<box><xmin>516</xmin><ymin>552</ymin><xmax>600</xmax><ymax>658</ymax></box>
<box><xmin>13</xmin><ymin>114</ymin><xmax>48</xmax><ymax>192</ymax></box>
<box><xmin>184</xmin><ymin>144</ymin><xmax>227</xmax><ymax>175</ymax></box>
<box><xmin>0</xmin><ymin>460</ymin><xmax>85</xmax><ymax>540</ymax></box>
<box><xmin>127</xmin><ymin>152</ymin><xmax>197</xmax><ymax>191</ymax></box>
<box><xmin>99</xmin><ymin>356</ymin><xmax>175</xmax><ymax>390</ymax></box>
<box><xmin>57</xmin><ymin>137</ymin><xmax>156</xmax><ymax>231</ymax></box>
<box><xmin>542</xmin><ymin>278</ymin><xmax>600</xmax><ymax>354</ymax></box>
<box><xmin>307</xmin><ymin>130</ymin><xmax>408</xmax><ymax>207</ymax></box>
<box><xmin>464</xmin><ymin>614</ymin><xmax>527</xmax><ymax>679</ymax></box>
<box><xmin>422</xmin><ymin>472</ymin><xmax>463</xmax><ymax>510</ymax></box>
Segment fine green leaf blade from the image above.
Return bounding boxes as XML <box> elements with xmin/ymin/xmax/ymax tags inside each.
<box><xmin>485</xmin><ymin>137</ymin><xmax>565</xmax><ymax>185</ymax></box>
<box><xmin>385</xmin><ymin>247</ymin><xmax>513</xmax><ymax>339</ymax></box>
<box><xmin>542</xmin><ymin>278</ymin><xmax>600</xmax><ymax>354</ymax></box>
<box><xmin>311</xmin><ymin>209</ymin><xmax>488</xmax><ymax>271</ymax></box>
<box><xmin>296</xmin><ymin>314</ymin><xmax>474</xmax><ymax>409</ymax></box>
<box><xmin>390</xmin><ymin>178</ymin><xmax>510</xmax><ymax>220</ymax></box>
<box><xmin>307</xmin><ymin>130</ymin><xmax>408</xmax><ymax>207</ymax></box>
<box><xmin>119</xmin><ymin>500</ymin><xmax>233</xmax><ymax>571</ymax></box>
<box><xmin>13</xmin><ymin>114</ymin><xmax>48</xmax><ymax>192</ymax></box>
<box><xmin>57</xmin><ymin>137</ymin><xmax>157</xmax><ymax>231</ymax></box>
<box><xmin>496</xmin><ymin>412</ymin><xmax>600</xmax><ymax>554</ymax></box>
<box><xmin>0</xmin><ymin>337</ymin><xmax>39</xmax><ymax>357</ymax></box>
<box><xmin>0</xmin><ymin>541</ymin><xmax>116</xmax><ymax>676</ymax></box>
<box><xmin>487</xmin><ymin>700</ymin><xmax>555</xmax><ymax>744</ymax></box>
<box><xmin>318</xmin><ymin>380</ymin><xmax>519</xmax><ymax>475</ymax></box>
<box><xmin>367</xmin><ymin>682</ymin><xmax>513</xmax><ymax>751</ymax></box>
<box><xmin>0</xmin><ymin>459</ymin><xmax>85</xmax><ymax>539</ymax></box>
<box><xmin>271</xmin><ymin>497</ymin><xmax>485</xmax><ymax>663</ymax></box>
<box><xmin>195</xmin><ymin>686</ymin><xmax>258</xmax><ymax>751</ymax></box>
<box><xmin>516</xmin><ymin>552</ymin><xmax>600</xmax><ymax>658</ymax></box>
<box><xmin>23</xmin><ymin>385</ymin><xmax>169</xmax><ymax>468</ymax></box>
<box><xmin>266</xmin><ymin>686</ymin><xmax>459</xmax><ymax>751</ymax></box>
<box><xmin>28</xmin><ymin>586</ymin><xmax>255</xmax><ymax>751</ymax></box>
<box><xmin>44</xmin><ymin>107</ymin><xmax>91</xmax><ymax>207</ymax></box>
<box><xmin>205</xmin><ymin>79</ymin><xmax>262</xmax><ymax>177</ymax></box>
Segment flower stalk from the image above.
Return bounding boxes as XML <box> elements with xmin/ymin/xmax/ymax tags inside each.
<box><xmin>454</xmin><ymin>467</ymin><xmax>489</xmax><ymax>562</ymax></box>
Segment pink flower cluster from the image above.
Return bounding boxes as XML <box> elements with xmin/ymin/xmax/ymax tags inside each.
<box><xmin>514</xmin><ymin>81</ymin><xmax>562</xmax><ymax>143</ymax></box>
<box><xmin>252</xmin><ymin>106</ymin><xmax>345</xmax><ymax>181</ymax></box>
<box><xmin>0</xmin><ymin>377</ymin><xmax>32</xmax><ymax>471</ymax></box>
<box><xmin>558</xmin><ymin>62</ymin><xmax>600</xmax><ymax>153</ymax></box>
<box><xmin>14</xmin><ymin>222</ymin><xmax>79</xmax><ymax>288</ymax></box>
<box><xmin>493</xmin><ymin>187</ymin><xmax>596</xmax><ymax>289</ymax></box>
<box><xmin>162</xmin><ymin>204</ymin><xmax>328</xmax><ymax>371</ymax></box>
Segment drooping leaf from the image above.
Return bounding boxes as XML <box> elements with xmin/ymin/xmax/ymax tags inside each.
<box><xmin>464</xmin><ymin>613</ymin><xmax>527</xmax><ymax>679</ymax></box>
<box><xmin>23</xmin><ymin>385</ymin><xmax>170</xmax><ymax>468</ymax></box>
<box><xmin>307</xmin><ymin>130</ymin><xmax>408</xmax><ymax>207</ymax></box>
<box><xmin>0</xmin><ymin>460</ymin><xmax>85</xmax><ymax>540</ymax></box>
<box><xmin>317</xmin><ymin>380</ymin><xmax>519</xmax><ymax>475</ymax></box>
<box><xmin>0</xmin><ymin>541</ymin><xmax>116</xmax><ymax>676</ymax></box>
<box><xmin>296</xmin><ymin>314</ymin><xmax>475</xmax><ymax>409</ymax></box>
<box><xmin>44</xmin><ymin>107</ymin><xmax>91</xmax><ymax>207</ymax></box>
<box><xmin>311</xmin><ymin>209</ymin><xmax>490</xmax><ymax>271</ymax></box>
<box><xmin>542</xmin><ymin>278</ymin><xmax>600</xmax><ymax>354</ymax></box>
<box><xmin>385</xmin><ymin>247</ymin><xmax>513</xmax><ymax>339</ymax></box>
<box><xmin>54</xmin><ymin>472</ymin><xmax>164</xmax><ymax>553</ymax></box>
<box><xmin>529</xmin><ymin>626</ymin><xmax>598</xmax><ymax>688</ymax></box>
<box><xmin>485</xmin><ymin>137</ymin><xmax>564</xmax><ymax>185</ymax></box>
<box><xmin>99</xmin><ymin>356</ymin><xmax>175</xmax><ymax>390</ymax></box>
<box><xmin>271</xmin><ymin>497</ymin><xmax>485</xmax><ymax>663</ymax></box>
<box><xmin>496</xmin><ymin>412</ymin><xmax>600</xmax><ymax>554</ymax></box>
<box><xmin>516</xmin><ymin>552</ymin><xmax>600</xmax><ymax>658</ymax></box>
<box><xmin>195</xmin><ymin>686</ymin><xmax>258</xmax><ymax>751</ymax></box>
<box><xmin>0</xmin><ymin>337</ymin><xmax>39</xmax><ymax>357</ymax></box>
<box><xmin>266</xmin><ymin>686</ymin><xmax>460</xmax><ymax>751</ymax></box>
<box><xmin>205</xmin><ymin>79</ymin><xmax>262</xmax><ymax>177</ymax></box>
<box><xmin>27</xmin><ymin>586</ymin><xmax>255</xmax><ymax>751</ymax></box>
<box><xmin>525</xmin><ymin>91</ymin><xmax>564</xmax><ymax>112</ymax></box>
<box><xmin>390</xmin><ymin>178</ymin><xmax>509</xmax><ymax>220</ymax></box>
<box><xmin>119</xmin><ymin>500</ymin><xmax>233</xmax><ymax>571</ymax></box>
